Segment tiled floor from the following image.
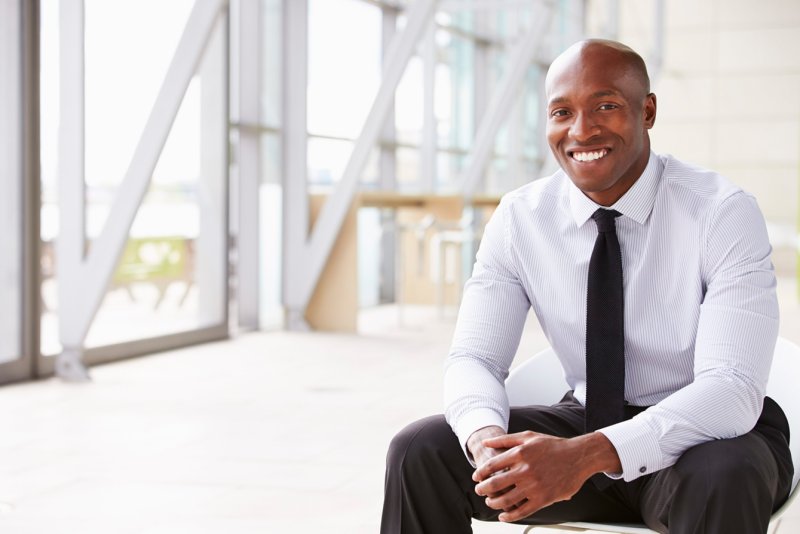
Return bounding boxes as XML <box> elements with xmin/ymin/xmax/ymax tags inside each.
<box><xmin>0</xmin><ymin>277</ymin><xmax>798</xmax><ymax>533</ymax></box>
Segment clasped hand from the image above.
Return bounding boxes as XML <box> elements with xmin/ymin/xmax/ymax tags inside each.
<box><xmin>470</xmin><ymin>429</ymin><xmax>607</xmax><ymax>523</ymax></box>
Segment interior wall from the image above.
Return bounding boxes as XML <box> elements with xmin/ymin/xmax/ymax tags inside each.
<box><xmin>586</xmin><ymin>0</ymin><xmax>800</xmax><ymax>276</ymax></box>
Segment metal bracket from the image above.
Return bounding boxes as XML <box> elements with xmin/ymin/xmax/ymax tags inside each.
<box><xmin>55</xmin><ymin>348</ymin><xmax>91</xmax><ymax>382</ymax></box>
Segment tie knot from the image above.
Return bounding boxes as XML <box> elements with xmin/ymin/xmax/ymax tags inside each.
<box><xmin>591</xmin><ymin>209</ymin><xmax>621</xmax><ymax>233</ymax></box>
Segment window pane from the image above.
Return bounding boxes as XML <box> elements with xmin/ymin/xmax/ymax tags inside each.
<box><xmin>396</xmin><ymin>147</ymin><xmax>421</xmax><ymax>190</ymax></box>
<box><xmin>259</xmin><ymin>133</ymin><xmax>283</xmax><ymax>330</ymax></box>
<box><xmin>0</xmin><ymin>0</ymin><xmax>22</xmax><ymax>364</ymax></box>
<box><xmin>308</xmin><ymin>0</ymin><xmax>381</xmax><ymax>139</ymax></box>
<box><xmin>308</xmin><ymin>136</ymin><xmax>378</xmax><ymax>187</ymax></box>
<box><xmin>40</xmin><ymin>1</ymin><xmax>228</xmax><ymax>354</ymax></box>
<box><xmin>436</xmin><ymin>28</ymin><xmax>474</xmax><ymax>154</ymax></box>
<box><xmin>261</xmin><ymin>0</ymin><xmax>282</xmax><ymax>128</ymax></box>
<box><xmin>395</xmin><ymin>55</ymin><xmax>424</xmax><ymax>147</ymax></box>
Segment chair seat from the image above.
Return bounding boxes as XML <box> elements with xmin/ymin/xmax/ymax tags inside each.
<box><xmin>526</xmin><ymin>522</ymin><xmax>655</xmax><ymax>533</ymax></box>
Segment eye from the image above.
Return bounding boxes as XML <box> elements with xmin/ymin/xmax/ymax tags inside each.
<box><xmin>550</xmin><ymin>109</ymin><xmax>570</xmax><ymax>118</ymax></box>
<box><xmin>598</xmin><ymin>103</ymin><xmax>619</xmax><ymax>111</ymax></box>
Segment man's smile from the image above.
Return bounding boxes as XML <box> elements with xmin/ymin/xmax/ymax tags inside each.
<box><xmin>569</xmin><ymin>148</ymin><xmax>610</xmax><ymax>162</ymax></box>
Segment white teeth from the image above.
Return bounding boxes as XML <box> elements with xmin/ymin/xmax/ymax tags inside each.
<box><xmin>572</xmin><ymin>149</ymin><xmax>608</xmax><ymax>162</ymax></box>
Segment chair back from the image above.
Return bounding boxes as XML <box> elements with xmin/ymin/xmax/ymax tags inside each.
<box><xmin>506</xmin><ymin>347</ymin><xmax>566</xmax><ymax>408</ymax></box>
<box><xmin>766</xmin><ymin>337</ymin><xmax>800</xmax><ymax>494</ymax></box>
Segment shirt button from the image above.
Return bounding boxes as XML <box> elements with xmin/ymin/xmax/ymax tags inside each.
<box><xmin>639</xmin><ymin>466</ymin><xmax>647</xmax><ymax>473</ymax></box>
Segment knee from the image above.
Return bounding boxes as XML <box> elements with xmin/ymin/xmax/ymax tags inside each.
<box><xmin>386</xmin><ymin>415</ymin><xmax>458</xmax><ymax>473</ymax></box>
<box><xmin>671</xmin><ymin>438</ymin><xmax>776</xmax><ymax>501</ymax></box>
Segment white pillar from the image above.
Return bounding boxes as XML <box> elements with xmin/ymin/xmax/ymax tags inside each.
<box><xmin>235</xmin><ymin>0</ymin><xmax>262</xmax><ymax>330</ymax></box>
<box><xmin>281</xmin><ymin>0</ymin><xmax>311</xmax><ymax>330</ymax></box>
<box><xmin>197</xmin><ymin>10</ymin><xmax>228</xmax><ymax>326</ymax></box>
<box><xmin>379</xmin><ymin>5</ymin><xmax>398</xmax><ymax>303</ymax></box>
<box><xmin>0</xmin><ymin>0</ymin><xmax>23</xmax><ymax>363</ymax></box>
<box><xmin>421</xmin><ymin>20</ymin><xmax>437</xmax><ymax>192</ymax></box>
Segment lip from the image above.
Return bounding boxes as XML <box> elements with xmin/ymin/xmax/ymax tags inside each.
<box><xmin>566</xmin><ymin>146</ymin><xmax>611</xmax><ymax>163</ymax></box>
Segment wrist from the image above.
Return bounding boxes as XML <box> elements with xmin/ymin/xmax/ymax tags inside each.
<box><xmin>467</xmin><ymin>425</ymin><xmax>505</xmax><ymax>454</ymax></box>
<box><xmin>574</xmin><ymin>432</ymin><xmax>622</xmax><ymax>477</ymax></box>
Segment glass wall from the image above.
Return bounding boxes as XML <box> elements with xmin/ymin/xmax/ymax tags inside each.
<box><xmin>307</xmin><ymin>0</ymin><xmax>382</xmax><ymax>188</ymax></box>
<box><xmin>0</xmin><ymin>0</ymin><xmax>23</xmax><ymax>366</ymax></box>
<box><xmin>39</xmin><ymin>0</ymin><xmax>229</xmax><ymax>361</ymax></box>
<box><xmin>3</xmin><ymin>0</ymin><xmax>583</xmax><ymax>381</ymax></box>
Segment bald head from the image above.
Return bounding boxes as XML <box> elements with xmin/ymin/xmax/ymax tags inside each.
<box><xmin>546</xmin><ymin>39</ymin><xmax>651</xmax><ymax>99</ymax></box>
<box><xmin>544</xmin><ymin>39</ymin><xmax>657</xmax><ymax>206</ymax></box>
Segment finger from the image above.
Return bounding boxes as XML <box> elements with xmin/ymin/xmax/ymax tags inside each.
<box><xmin>485</xmin><ymin>485</ymin><xmax>526</xmax><ymax>511</ymax></box>
<box><xmin>473</xmin><ymin>459</ymin><xmax>511</xmax><ymax>483</ymax></box>
<box><xmin>486</xmin><ymin>487</ymin><xmax>512</xmax><ymax>500</ymax></box>
<box><xmin>474</xmin><ymin>470</ymin><xmax>513</xmax><ymax>496</ymax></box>
<box><xmin>482</xmin><ymin>431</ymin><xmax>539</xmax><ymax>449</ymax></box>
<box><xmin>504</xmin><ymin>498</ymin><xmax>527</xmax><ymax>513</ymax></box>
<box><xmin>472</xmin><ymin>450</ymin><xmax>514</xmax><ymax>482</ymax></box>
<box><xmin>499</xmin><ymin>498</ymin><xmax>540</xmax><ymax>523</ymax></box>
<box><xmin>503</xmin><ymin>497</ymin><xmax>528</xmax><ymax>514</ymax></box>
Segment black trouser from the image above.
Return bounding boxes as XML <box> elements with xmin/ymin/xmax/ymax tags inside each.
<box><xmin>380</xmin><ymin>393</ymin><xmax>793</xmax><ymax>534</ymax></box>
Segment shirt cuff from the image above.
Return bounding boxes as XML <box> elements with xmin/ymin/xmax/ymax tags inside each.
<box><xmin>598</xmin><ymin>416</ymin><xmax>664</xmax><ymax>482</ymax></box>
<box><xmin>453</xmin><ymin>408</ymin><xmax>508</xmax><ymax>467</ymax></box>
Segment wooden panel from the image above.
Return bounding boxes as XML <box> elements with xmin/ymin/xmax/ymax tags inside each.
<box><xmin>305</xmin><ymin>193</ymin><xmax>499</xmax><ymax>331</ymax></box>
<box><xmin>305</xmin><ymin>195</ymin><xmax>359</xmax><ymax>332</ymax></box>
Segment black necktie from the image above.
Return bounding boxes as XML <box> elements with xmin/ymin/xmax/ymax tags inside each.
<box><xmin>585</xmin><ymin>209</ymin><xmax>625</xmax><ymax>433</ymax></box>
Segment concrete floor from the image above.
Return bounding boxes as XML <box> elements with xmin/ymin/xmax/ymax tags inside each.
<box><xmin>0</xmin><ymin>277</ymin><xmax>798</xmax><ymax>533</ymax></box>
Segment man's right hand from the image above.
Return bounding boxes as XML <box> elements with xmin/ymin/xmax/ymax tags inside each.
<box><xmin>467</xmin><ymin>425</ymin><xmax>508</xmax><ymax>468</ymax></box>
<box><xmin>467</xmin><ymin>426</ymin><xmax>515</xmax><ymax>502</ymax></box>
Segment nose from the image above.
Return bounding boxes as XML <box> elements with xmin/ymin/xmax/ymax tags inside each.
<box><xmin>569</xmin><ymin>111</ymin><xmax>599</xmax><ymax>142</ymax></box>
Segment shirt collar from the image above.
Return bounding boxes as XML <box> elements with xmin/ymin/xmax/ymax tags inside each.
<box><xmin>568</xmin><ymin>151</ymin><xmax>663</xmax><ymax>228</ymax></box>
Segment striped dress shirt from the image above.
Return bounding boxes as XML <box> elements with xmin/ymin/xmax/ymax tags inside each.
<box><xmin>444</xmin><ymin>151</ymin><xmax>779</xmax><ymax>481</ymax></box>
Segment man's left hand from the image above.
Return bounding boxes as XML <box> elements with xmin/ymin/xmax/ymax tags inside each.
<box><xmin>472</xmin><ymin>431</ymin><xmax>621</xmax><ymax>523</ymax></box>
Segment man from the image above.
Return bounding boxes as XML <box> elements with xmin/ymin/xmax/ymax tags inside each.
<box><xmin>381</xmin><ymin>39</ymin><xmax>793</xmax><ymax>534</ymax></box>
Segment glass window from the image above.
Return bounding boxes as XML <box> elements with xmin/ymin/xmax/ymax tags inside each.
<box><xmin>40</xmin><ymin>0</ymin><xmax>228</xmax><ymax>354</ymax></box>
<box><xmin>308</xmin><ymin>136</ymin><xmax>378</xmax><ymax>187</ymax></box>
<box><xmin>261</xmin><ymin>0</ymin><xmax>282</xmax><ymax>129</ymax></box>
<box><xmin>0</xmin><ymin>0</ymin><xmax>22</xmax><ymax>364</ymax></box>
<box><xmin>436</xmin><ymin>16</ymin><xmax>475</xmax><ymax>155</ymax></box>
<box><xmin>308</xmin><ymin>0</ymin><xmax>381</xmax><ymax>140</ymax></box>
<box><xmin>395</xmin><ymin>55</ymin><xmax>424</xmax><ymax>148</ymax></box>
<box><xmin>396</xmin><ymin>146</ymin><xmax>421</xmax><ymax>189</ymax></box>
<box><xmin>259</xmin><ymin>133</ymin><xmax>283</xmax><ymax>329</ymax></box>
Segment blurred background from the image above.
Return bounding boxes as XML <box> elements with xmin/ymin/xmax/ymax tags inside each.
<box><xmin>0</xmin><ymin>0</ymin><xmax>798</xmax><ymax>532</ymax></box>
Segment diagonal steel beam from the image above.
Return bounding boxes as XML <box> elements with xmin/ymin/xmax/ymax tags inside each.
<box><xmin>57</xmin><ymin>0</ymin><xmax>227</xmax><ymax>378</ymax></box>
<box><xmin>285</xmin><ymin>0</ymin><xmax>438</xmax><ymax>320</ymax></box>
<box><xmin>461</xmin><ymin>4</ymin><xmax>553</xmax><ymax>198</ymax></box>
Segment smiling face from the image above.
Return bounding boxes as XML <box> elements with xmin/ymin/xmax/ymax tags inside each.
<box><xmin>545</xmin><ymin>40</ymin><xmax>657</xmax><ymax>206</ymax></box>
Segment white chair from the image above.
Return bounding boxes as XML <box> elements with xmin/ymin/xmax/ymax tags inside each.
<box><xmin>505</xmin><ymin>337</ymin><xmax>800</xmax><ymax>534</ymax></box>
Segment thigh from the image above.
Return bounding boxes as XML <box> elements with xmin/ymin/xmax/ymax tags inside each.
<box><xmin>637</xmin><ymin>417</ymin><xmax>793</xmax><ymax>533</ymax></box>
<box><xmin>507</xmin><ymin>391</ymin><xmax>586</xmax><ymax>438</ymax></box>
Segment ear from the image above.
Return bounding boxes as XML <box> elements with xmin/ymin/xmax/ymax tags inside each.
<box><xmin>643</xmin><ymin>93</ymin><xmax>657</xmax><ymax>129</ymax></box>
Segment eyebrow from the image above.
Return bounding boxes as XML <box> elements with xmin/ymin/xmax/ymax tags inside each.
<box><xmin>548</xmin><ymin>89</ymin><xmax>623</xmax><ymax>107</ymax></box>
<box><xmin>590</xmin><ymin>90</ymin><xmax>621</xmax><ymax>99</ymax></box>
